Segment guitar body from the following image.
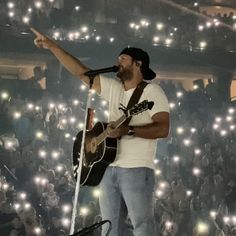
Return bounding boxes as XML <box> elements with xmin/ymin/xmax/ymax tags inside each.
<box><xmin>73</xmin><ymin>122</ymin><xmax>117</xmax><ymax>186</ymax></box>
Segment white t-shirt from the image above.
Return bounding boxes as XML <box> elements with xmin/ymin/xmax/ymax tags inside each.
<box><xmin>100</xmin><ymin>76</ymin><xmax>169</xmax><ymax>170</ymax></box>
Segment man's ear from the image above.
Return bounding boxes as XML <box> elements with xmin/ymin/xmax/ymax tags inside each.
<box><xmin>135</xmin><ymin>61</ymin><xmax>142</xmax><ymax>67</ymax></box>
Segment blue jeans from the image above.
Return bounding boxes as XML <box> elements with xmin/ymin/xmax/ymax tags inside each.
<box><xmin>99</xmin><ymin>166</ymin><xmax>156</xmax><ymax>236</ymax></box>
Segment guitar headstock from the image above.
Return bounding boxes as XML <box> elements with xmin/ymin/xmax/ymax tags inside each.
<box><xmin>127</xmin><ymin>100</ymin><xmax>154</xmax><ymax>117</ymax></box>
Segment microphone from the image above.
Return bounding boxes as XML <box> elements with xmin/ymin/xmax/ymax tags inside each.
<box><xmin>84</xmin><ymin>65</ymin><xmax>119</xmax><ymax>77</ymax></box>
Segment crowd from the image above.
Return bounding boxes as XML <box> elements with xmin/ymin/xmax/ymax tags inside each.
<box><xmin>0</xmin><ymin>0</ymin><xmax>235</xmax><ymax>51</ymax></box>
<box><xmin>0</xmin><ymin>75</ymin><xmax>235</xmax><ymax>236</ymax></box>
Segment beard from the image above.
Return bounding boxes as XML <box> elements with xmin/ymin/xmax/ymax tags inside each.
<box><xmin>116</xmin><ymin>66</ymin><xmax>133</xmax><ymax>84</ymax></box>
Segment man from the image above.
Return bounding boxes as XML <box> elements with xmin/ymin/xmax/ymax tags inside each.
<box><xmin>31</xmin><ymin>28</ymin><xmax>170</xmax><ymax>236</ymax></box>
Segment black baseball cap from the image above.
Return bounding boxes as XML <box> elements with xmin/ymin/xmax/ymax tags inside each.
<box><xmin>119</xmin><ymin>47</ymin><xmax>156</xmax><ymax>80</ymax></box>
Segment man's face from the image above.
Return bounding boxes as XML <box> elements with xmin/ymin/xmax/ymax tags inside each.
<box><xmin>116</xmin><ymin>54</ymin><xmax>135</xmax><ymax>83</ymax></box>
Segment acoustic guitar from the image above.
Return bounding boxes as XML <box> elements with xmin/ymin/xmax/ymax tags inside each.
<box><xmin>73</xmin><ymin>100</ymin><xmax>154</xmax><ymax>186</ymax></box>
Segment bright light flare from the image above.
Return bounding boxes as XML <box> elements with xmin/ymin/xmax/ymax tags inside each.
<box><xmin>169</xmin><ymin>102</ymin><xmax>176</xmax><ymax>109</ymax></box>
<box><xmin>93</xmin><ymin>189</ymin><xmax>101</xmax><ymax>198</ymax></box>
<box><xmin>38</xmin><ymin>150</ymin><xmax>47</xmax><ymax>158</ymax></box>
<box><xmin>156</xmin><ymin>23</ymin><xmax>164</xmax><ymax>30</ymax></box>
<box><xmin>226</xmin><ymin>116</ymin><xmax>233</xmax><ymax>122</ymax></box>
<box><xmin>81</xmin><ymin>26</ymin><xmax>88</xmax><ymax>33</ymax></box>
<box><xmin>27</xmin><ymin>103</ymin><xmax>34</xmax><ymax>110</ymax></box>
<box><xmin>8</xmin><ymin>11</ymin><xmax>15</xmax><ymax>17</ymax></box>
<box><xmin>51</xmin><ymin>151</ymin><xmax>59</xmax><ymax>160</ymax></box>
<box><xmin>156</xmin><ymin>189</ymin><xmax>163</xmax><ymax>198</ymax></box>
<box><xmin>223</xmin><ymin>216</ymin><xmax>230</xmax><ymax>224</ymax></box>
<box><xmin>80</xmin><ymin>207</ymin><xmax>89</xmax><ymax>216</ymax></box>
<box><xmin>14</xmin><ymin>203</ymin><xmax>21</xmax><ymax>210</ymax></box>
<box><xmin>220</xmin><ymin>130</ymin><xmax>227</xmax><ymax>136</ymax></box>
<box><xmin>165</xmin><ymin>38</ymin><xmax>172</xmax><ymax>46</ymax></box>
<box><xmin>109</xmin><ymin>37</ymin><xmax>114</xmax><ymax>43</ymax></box>
<box><xmin>24</xmin><ymin>203</ymin><xmax>31</xmax><ymax>210</ymax></box>
<box><xmin>140</xmin><ymin>19</ymin><xmax>150</xmax><ymax>27</ymax></box>
<box><xmin>159</xmin><ymin>181</ymin><xmax>167</xmax><ymax>189</ymax></box>
<box><xmin>7</xmin><ymin>2</ymin><xmax>15</xmax><ymax>8</ymax></box>
<box><xmin>190</xmin><ymin>128</ymin><xmax>197</xmax><ymax>133</ymax></box>
<box><xmin>155</xmin><ymin>169</ymin><xmax>162</xmax><ymax>176</ymax></box>
<box><xmin>35</xmin><ymin>1</ymin><xmax>42</xmax><ymax>8</ymax></box>
<box><xmin>183</xmin><ymin>139</ymin><xmax>191</xmax><ymax>146</ymax></box>
<box><xmin>129</xmin><ymin>22</ymin><xmax>135</xmax><ymax>29</ymax></box>
<box><xmin>165</xmin><ymin>221</ymin><xmax>173</xmax><ymax>229</ymax></box>
<box><xmin>95</xmin><ymin>36</ymin><xmax>101</xmax><ymax>41</ymax></box>
<box><xmin>3</xmin><ymin>183</ymin><xmax>9</xmax><ymax>190</ymax></box>
<box><xmin>73</xmin><ymin>99</ymin><xmax>79</xmax><ymax>106</ymax></box>
<box><xmin>198</xmin><ymin>25</ymin><xmax>204</xmax><ymax>31</ymax></box>
<box><xmin>194</xmin><ymin>148</ymin><xmax>201</xmax><ymax>155</ymax></box>
<box><xmin>153</xmin><ymin>36</ymin><xmax>160</xmax><ymax>43</ymax></box>
<box><xmin>196</xmin><ymin>222</ymin><xmax>209</xmax><ymax>234</ymax></box>
<box><xmin>6</xmin><ymin>141</ymin><xmax>13</xmax><ymax>148</ymax></box>
<box><xmin>80</xmin><ymin>84</ymin><xmax>86</xmax><ymax>91</ymax></box>
<box><xmin>53</xmin><ymin>31</ymin><xmax>60</xmax><ymax>40</ymax></box>
<box><xmin>193</xmin><ymin>167</ymin><xmax>201</xmax><ymax>176</ymax></box>
<box><xmin>34</xmin><ymin>227</ymin><xmax>41</xmax><ymax>235</ymax></box>
<box><xmin>56</xmin><ymin>165</ymin><xmax>63</xmax><ymax>172</ymax></box>
<box><xmin>34</xmin><ymin>176</ymin><xmax>41</xmax><ymax>184</ymax></box>
<box><xmin>19</xmin><ymin>192</ymin><xmax>27</xmax><ymax>200</ymax></box>
<box><xmin>62</xmin><ymin>217</ymin><xmax>70</xmax><ymax>227</ymax></box>
<box><xmin>1</xmin><ymin>92</ymin><xmax>9</xmax><ymax>99</ymax></box>
<box><xmin>173</xmin><ymin>155</ymin><xmax>180</xmax><ymax>163</ymax></box>
<box><xmin>22</xmin><ymin>16</ymin><xmax>30</xmax><ymax>24</ymax></box>
<box><xmin>206</xmin><ymin>22</ymin><xmax>212</xmax><ymax>28</ymax></box>
<box><xmin>75</xmin><ymin>6</ymin><xmax>80</xmax><ymax>11</ymax></box>
<box><xmin>213</xmin><ymin>123</ymin><xmax>219</xmax><ymax>130</ymax></box>
<box><xmin>186</xmin><ymin>190</ymin><xmax>192</xmax><ymax>197</ymax></box>
<box><xmin>210</xmin><ymin>210</ymin><xmax>217</xmax><ymax>219</ymax></box>
<box><xmin>48</xmin><ymin>103</ymin><xmax>55</xmax><ymax>109</ymax></box>
<box><xmin>176</xmin><ymin>91</ymin><xmax>183</xmax><ymax>98</ymax></box>
<box><xmin>199</xmin><ymin>41</ymin><xmax>207</xmax><ymax>49</ymax></box>
<box><xmin>177</xmin><ymin>127</ymin><xmax>184</xmax><ymax>134</ymax></box>
<box><xmin>62</xmin><ymin>204</ymin><xmax>71</xmax><ymax>213</ymax></box>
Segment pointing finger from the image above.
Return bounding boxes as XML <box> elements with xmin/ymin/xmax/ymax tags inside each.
<box><xmin>30</xmin><ymin>27</ymin><xmax>43</xmax><ymax>37</ymax></box>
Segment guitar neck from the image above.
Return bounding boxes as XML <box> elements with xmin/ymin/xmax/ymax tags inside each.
<box><xmin>96</xmin><ymin>115</ymin><xmax>127</xmax><ymax>145</ymax></box>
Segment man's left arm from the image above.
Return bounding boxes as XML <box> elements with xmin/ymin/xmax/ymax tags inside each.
<box><xmin>107</xmin><ymin>111</ymin><xmax>170</xmax><ymax>139</ymax></box>
<box><xmin>130</xmin><ymin>111</ymin><xmax>170</xmax><ymax>139</ymax></box>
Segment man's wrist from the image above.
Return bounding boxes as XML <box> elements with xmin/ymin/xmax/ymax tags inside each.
<box><xmin>127</xmin><ymin>126</ymin><xmax>135</xmax><ymax>136</ymax></box>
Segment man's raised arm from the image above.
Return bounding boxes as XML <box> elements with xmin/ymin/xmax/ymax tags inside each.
<box><xmin>31</xmin><ymin>28</ymin><xmax>101</xmax><ymax>94</ymax></box>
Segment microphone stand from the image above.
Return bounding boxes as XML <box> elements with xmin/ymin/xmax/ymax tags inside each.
<box><xmin>69</xmin><ymin>74</ymin><xmax>96</xmax><ymax>235</ymax></box>
<box><xmin>69</xmin><ymin>220</ymin><xmax>111</xmax><ymax>236</ymax></box>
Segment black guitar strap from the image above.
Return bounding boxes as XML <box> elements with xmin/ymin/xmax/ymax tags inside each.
<box><xmin>122</xmin><ymin>81</ymin><xmax>148</xmax><ymax>127</ymax></box>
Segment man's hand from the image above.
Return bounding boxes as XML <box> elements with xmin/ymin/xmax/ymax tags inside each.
<box><xmin>31</xmin><ymin>28</ymin><xmax>56</xmax><ymax>50</ymax></box>
<box><xmin>106</xmin><ymin>122</ymin><xmax>129</xmax><ymax>138</ymax></box>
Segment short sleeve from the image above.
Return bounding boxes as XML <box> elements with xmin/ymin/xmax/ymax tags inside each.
<box><xmin>144</xmin><ymin>83</ymin><xmax>170</xmax><ymax>117</ymax></box>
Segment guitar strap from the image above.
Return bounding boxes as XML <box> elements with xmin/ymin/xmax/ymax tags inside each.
<box><xmin>122</xmin><ymin>80</ymin><xmax>148</xmax><ymax>127</ymax></box>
